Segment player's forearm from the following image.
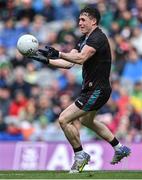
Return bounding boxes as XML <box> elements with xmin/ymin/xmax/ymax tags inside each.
<box><xmin>59</xmin><ymin>51</ymin><xmax>84</xmax><ymax>65</ymax></box>
<box><xmin>49</xmin><ymin>59</ymin><xmax>74</xmax><ymax>69</ymax></box>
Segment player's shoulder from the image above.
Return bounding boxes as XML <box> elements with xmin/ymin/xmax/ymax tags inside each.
<box><xmin>88</xmin><ymin>27</ymin><xmax>108</xmax><ymax>44</ymax></box>
<box><xmin>91</xmin><ymin>27</ymin><xmax>107</xmax><ymax>39</ymax></box>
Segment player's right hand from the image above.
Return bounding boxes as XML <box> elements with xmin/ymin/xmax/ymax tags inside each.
<box><xmin>27</xmin><ymin>50</ymin><xmax>49</xmax><ymax>64</ymax></box>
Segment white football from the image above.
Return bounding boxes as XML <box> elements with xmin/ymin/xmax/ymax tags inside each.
<box><xmin>17</xmin><ymin>34</ymin><xmax>39</xmax><ymax>56</ymax></box>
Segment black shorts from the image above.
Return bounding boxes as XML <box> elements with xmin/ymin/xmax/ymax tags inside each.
<box><xmin>75</xmin><ymin>88</ymin><xmax>111</xmax><ymax>112</ymax></box>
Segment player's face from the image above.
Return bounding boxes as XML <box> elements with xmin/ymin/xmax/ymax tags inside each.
<box><xmin>78</xmin><ymin>14</ymin><xmax>96</xmax><ymax>35</ymax></box>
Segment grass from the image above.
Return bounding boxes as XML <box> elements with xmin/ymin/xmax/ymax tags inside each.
<box><xmin>0</xmin><ymin>170</ymin><xmax>142</xmax><ymax>179</ymax></box>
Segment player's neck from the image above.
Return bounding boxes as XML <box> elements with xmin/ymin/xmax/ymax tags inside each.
<box><xmin>86</xmin><ymin>25</ymin><xmax>98</xmax><ymax>37</ymax></box>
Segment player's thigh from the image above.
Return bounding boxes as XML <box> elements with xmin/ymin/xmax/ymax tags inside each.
<box><xmin>79</xmin><ymin>110</ymin><xmax>97</xmax><ymax>128</ymax></box>
<box><xmin>59</xmin><ymin>102</ymin><xmax>88</xmax><ymax>124</ymax></box>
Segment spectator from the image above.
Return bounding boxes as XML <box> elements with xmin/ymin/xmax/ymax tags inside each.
<box><xmin>131</xmin><ymin>27</ymin><xmax>142</xmax><ymax>56</ymax></box>
<box><xmin>0</xmin><ymin>17</ymin><xmax>19</xmax><ymax>49</ymax></box>
<box><xmin>127</xmin><ymin>106</ymin><xmax>142</xmax><ymax>142</ymax></box>
<box><xmin>29</xmin><ymin>15</ymin><xmax>47</xmax><ymax>43</ymax></box>
<box><xmin>36</xmin><ymin>94</ymin><xmax>57</xmax><ymax>123</ymax></box>
<box><xmin>121</xmin><ymin>47</ymin><xmax>142</xmax><ymax>84</ymax></box>
<box><xmin>0</xmin><ymin>0</ymin><xmax>18</xmax><ymax>20</ymax></box>
<box><xmin>16</xmin><ymin>17</ymin><xmax>31</xmax><ymax>35</ymax></box>
<box><xmin>97</xmin><ymin>1</ymin><xmax>114</xmax><ymax>31</ymax></box>
<box><xmin>116</xmin><ymin>10</ymin><xmax>138</xmax><ymax>30</ymax></box>
<box><xmin>59</xmin><ymin>93</ymin><xmax>73</xmax><ymax>110</ymax></box>
<box><xmin>113</xmin><ymin>0</ymin><xmax>129</xmax><ymax>21</ymax></box>
<box><xmin>0</xmin><ymin>85</ymin><xmax>11</xmax><ymax>117</ymax></box>
<box><xmin>19</xmin><ymin>97</ymin><xmax>37</xmax><ymax>140</ymax></box>
<box><xmin>10</xmin><ymin>66</ymin><xmax>32</xmax><ymax>98</ymax></box>
<box><xmin>16</xmin><ymin>0</ymin><xmax>36</xmax><ymax>22</ymax></box>
<box><xmin>32</xmin><ymin>0</ymin><xmax>44</xmax><ymax>13</ymax></box>
<box><xmin>110</xmin><ymin>77</ymin><xmax>121</xmax><ymax>102</ymax></box>
<box><xmin>30</xmin><ymin>83</ymin><xmax>41</xmax><ymax>100</ymax></box>
<box><xmin>57</xmin><ymin>20</ymin><xmax>76</xmax><ymax>44</ymax></box>
<box><xmin>25</xmin><ymin>62</ymin><xmax>38</xmax><ymax>85</ymax></box>
<box><xmin>55</xmin><ymin>0</ymin><xmax>80</xmax><ymax>21</ymax></box>
<box><xmin>41</xmin><ymin>0</ymin><xmax>57</xmax><ymax>22</ymax></box>
<box><xmin>11</xmin><ymin>50</ymin><xmax>29</xmax><ymax>68</ymax></box>
<box><xmin>9</xmin><ymin>89</ymin><xmax>28</xmax><ymax>117</ymax></box>
<box><xmin>0</xmin><ymin>116</ymin><xmax>24</xmax><ymax>141</ymax></box>
<box><xmin>0</xmin><ymin>0</ymin><xmax>6</xmax><ymax>20</ymax></box>
<box><xmin>61</xmin><ymin>70</ymin><xmax>81</xmax><ymax>99</ymax></box>
<box><xmin>0</xmin><ymin>45</ymin><xmax>11</xmax><ymax>88</ymax></box>
<box><xmin>130</xmin><ymin>81</ymin><xmax>142</xmax><ymax>112</ymax></box>
<box><xmin>0</xmin><ymin>110</ymin><xmax>7</xmax><ymax>132</ymax></box>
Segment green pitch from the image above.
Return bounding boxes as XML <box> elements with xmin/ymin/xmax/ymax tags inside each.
<box><xmin>0</xmin><ymin>171</ymin><xmax>142</xmax><ymax>179</ymax></box>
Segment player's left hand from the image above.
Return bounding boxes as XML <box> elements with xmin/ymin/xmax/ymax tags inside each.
<box><xmin>43</xmin><ymin>46</ymin><xmax>59</xmax><ymax>59</ymax></box>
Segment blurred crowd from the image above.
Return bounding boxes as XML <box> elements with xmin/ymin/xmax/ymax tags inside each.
<box><xmin>0</xmin><ymin>0</ymin><xmax>142</xmax><ymax>143</ymax></box>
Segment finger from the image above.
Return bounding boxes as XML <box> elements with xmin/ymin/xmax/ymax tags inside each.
<box><xmin>38</xmin><ymin>49</ymin><xmax>48</xmax><ymax>56</ymax></box>
<box><xmin>45</xmin><ymin>46</ymin><xmax>52</xmax><ymax>51</ymax></box>
<box><xmin>38</xmin><ymin>49</ymin><xmax>47</xmax><ymax>53</ymax></box>
<box><xmin>45</xmin><ymin>46</ymin><xmax>49</xmax><ymax>49</ymax></box>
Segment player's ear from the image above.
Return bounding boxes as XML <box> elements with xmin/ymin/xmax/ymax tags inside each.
<box><xmin>92</xmin><ymin>18</ymin><xmax>97</xmax><ymax>25</ymax></box>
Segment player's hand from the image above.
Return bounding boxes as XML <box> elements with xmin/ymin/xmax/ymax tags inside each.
<box><xmin>27</xmin><ymin>50</ymin><xmax>49</xmax><ymax>64</ymax></box>
<box><xmin>43</xmin><ymin>46</ymin><xmax>59</xmax><ymax>59</ymax></box>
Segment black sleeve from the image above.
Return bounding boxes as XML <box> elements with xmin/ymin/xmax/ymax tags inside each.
<box><xmin>86</xmin><ymin>32</ymin><xmax>105</xmax><ymax>51</ymax></box>
<box><xmin>74</xmin><ymin>42</ymin><xmax>80</xmax><ymax>51</ymax></box>
<box><xmin>74</xmin><ymin>35</ymin><xmax>86</xmax><ymax>51</ymax></box>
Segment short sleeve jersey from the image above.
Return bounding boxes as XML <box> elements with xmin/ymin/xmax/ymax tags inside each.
<box><xmin>75</xmin><ymin>27</ymin><xmax>112</xmax><ymax>91</ymax></box>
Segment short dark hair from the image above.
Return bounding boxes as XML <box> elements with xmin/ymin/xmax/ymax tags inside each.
<box><xmin>80</xmin><ymin>6</ymin><xmax>101</xmax><ymax>25</ymax></box>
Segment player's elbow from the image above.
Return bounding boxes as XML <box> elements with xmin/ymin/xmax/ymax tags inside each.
<box><xmin>78</xmin><ymin>60</ymin><xmax>85</xmax><ymax>65</ymax></box>
<box><xmin>69</xmin><ymin>63</ymin><xmax>75</xmax><ymax>68</ymax></box>
<box><xmin>78</xmin><ymin>53</ymin><xmax>88</xmax><ymax>65</ymax></box>
<box><xmin>65</xmin><ymin>63</ymin><xmax>74</xmax><ymax>69</ymax></box>
<box><xmin>78</xmin><ymin>57</ymin><xmax>86</xmax><ymax>65</ymax></box>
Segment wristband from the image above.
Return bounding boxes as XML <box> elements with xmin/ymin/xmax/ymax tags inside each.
<box><xmin>59</xmin><ymin>51</ymin><xmax>62</xmax><ymax>58</ymax></box>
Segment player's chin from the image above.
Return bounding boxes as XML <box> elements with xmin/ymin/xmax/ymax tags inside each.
<box><xmin>80</xmin><ymin>29</ymin><xmax>87</xmax><ymax>34</ymax></box>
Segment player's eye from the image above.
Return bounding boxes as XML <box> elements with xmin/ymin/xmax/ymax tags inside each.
<box><xmin>79</xmin><ymin>18</ymin><xmax>85</xmax><ymax>22</ymax></box>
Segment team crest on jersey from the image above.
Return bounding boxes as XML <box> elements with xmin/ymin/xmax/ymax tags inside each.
<box><xmin>89</xmin><ymin>82</ymin><xmax>93</xmax><ymax>87</ymax></box>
